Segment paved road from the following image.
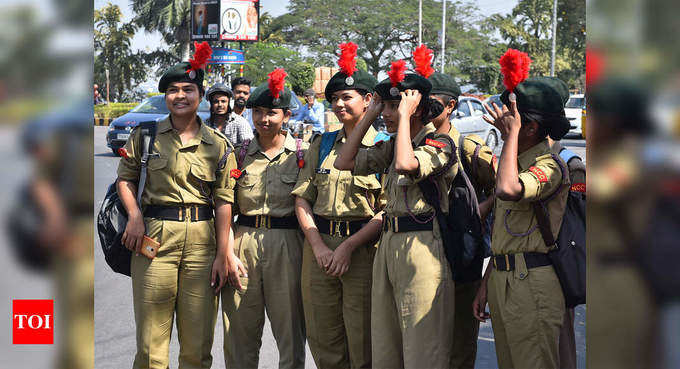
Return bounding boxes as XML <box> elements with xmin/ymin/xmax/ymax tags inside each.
<box><xmin>94</xmin><ymin>126</ymin><xmax>586</xmax><ymax>368</ymax></box>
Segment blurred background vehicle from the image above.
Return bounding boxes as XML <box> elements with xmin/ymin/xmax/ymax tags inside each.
<box><xmin>105</xmin><ymin>95</ymin><xmax>211</xmax><ymax>155</ymax></box>
<box><xmin>565</xmin><ymin>94</ymin><xmax>585</xmax><ymax>138</ymax></box>
<box><xmin>453</xmin><ymin>95</ymin><xmax>502</xmax><ymax>151</ymax></box>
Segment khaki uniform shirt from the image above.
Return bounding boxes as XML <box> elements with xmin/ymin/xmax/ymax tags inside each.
<box><xmin>292</xmin><ymin>126</ymin><xmax>384</xmax><ymax>220</ymax></box>
<box><xmin>354</xmin><ymin>122</ymin><xmax>457</xmax><ymax>217</ymax></box>
<box><xmin>117</xmin><ymin>116</ymin><xmax>236</xmax><ymax>206</ymax></box>
<box><xmin>491</xmin><ymin>139</ymin><xmax>569</xmax><ymax>255</ymax></box>
<box><xmin>234</xmin><ymin>132</ymin><xmax>309</xmax><ymax>217</ymax></box>
<box><xmin>448</xmin><ymin>126</ymin><xmax>496</xmax><ymax>198</ymax></box>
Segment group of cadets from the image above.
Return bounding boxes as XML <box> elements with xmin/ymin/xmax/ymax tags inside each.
<box><xmin>117</xmin><ymin>41</ymin><xmax>574</xmax><ymax>369</ymax></box>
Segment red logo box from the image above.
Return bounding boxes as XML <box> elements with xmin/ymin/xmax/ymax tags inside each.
<box><xmin>12</xmin><ymin>299</ymin><xmax>53</xmax><ymax>344</ymax></box>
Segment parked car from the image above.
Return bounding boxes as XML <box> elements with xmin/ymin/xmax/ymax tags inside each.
<box><xmin>106</xmin><ymin>95</ymin><xmax>211</xmax><ymax>155</ymax></box>
<box><xmin>452</xmin><ymin>96</ymin><xmax>502</xmax><ymax>151</ymax></box>
<box><xmin>565</xmin><ymin>94</ymin><xmax>585</xmax><ymax>137</ymax></box>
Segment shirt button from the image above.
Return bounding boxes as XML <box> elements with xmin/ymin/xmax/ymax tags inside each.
<box><xmin>519</xmin><ymin>273</ymin><xmax>525</xmax><ymax>278</ymax></box>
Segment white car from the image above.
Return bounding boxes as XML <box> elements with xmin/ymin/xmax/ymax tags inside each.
<box><xmin>452</xmin><ymin>96</ymin><xmax>502</xmax><ymax>151</ymax></box>
<box><xmin>565</xmin><ymin>94</ymin><xmax>585</xmax><ymax>137</ymax></box>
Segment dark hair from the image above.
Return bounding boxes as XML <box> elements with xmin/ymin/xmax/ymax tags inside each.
<box><xmin>231</xmin><ymin>77</ymin><xmax>251</xmax><ymax>89</ymax></box>
<box><xmin>433</xmin><ymin>93</ymin><xmax>456</xmax><ymax>108</ymax></box>
<box><xmin>520</xmin><ymin>111</ymin><xmax>549</xmax><ymax>139</ymax></box>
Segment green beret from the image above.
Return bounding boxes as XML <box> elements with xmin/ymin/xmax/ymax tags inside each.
<box><xmin>589</xmin><ymin>78</ymin><xmax>652</xmax><ymax>134</ymax></box>
<box><xmin>246</xmin><ymin>82</ymin><xmax>293</xmax><ymax>109</ymax></box>
<box><xmin>428</xmin><ymin>72</ymin><xmax>461</xmax><ymax>99</ymax></box>
<box><xmin>500</xmin><ymin>76</ymin><xmax>570</xmax><ymax>140</ymax></box>
<box><xmin>158</xmin><ymin>62</ymin><xmax>205</xmax><ymax>93</ymax></box>
<box><xmin>375</xmin><ymin>73</ymin><xmax>432</xmax><ymax>100</ymax></box>
<box><xmin>324</xmin><ymin>70</ymin><xmax>378</xmax><ymax>102</ymax></box>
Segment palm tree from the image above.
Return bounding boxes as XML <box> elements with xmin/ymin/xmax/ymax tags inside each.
<box><xmin>130</xmin><ymin>0</ymin><xmax>192</xmax><ymax>60</ymax></box>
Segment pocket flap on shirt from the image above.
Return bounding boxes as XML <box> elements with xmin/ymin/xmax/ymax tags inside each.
<box><xmin>352</xmin><ymin>175</ymin><xmax>381</xmax><ymax>190</ymax></box>
<box><xmin>190</xmin><ymin>164</ymin><xmax>216</xmax><ymax>182</ymax></box>
<box><xmin>147</xmin><ymin>157</ymin><xmax>168</xmax><ymax>171</ymax></box>
<box><xmin>281</xmin><ymin>173</ymin><xmax>298</xmax><ymax>184</ymax></box>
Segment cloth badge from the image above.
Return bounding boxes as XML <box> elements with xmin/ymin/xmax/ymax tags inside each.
<box><xmin>529</xmin><ymin>166</ymin><xmax>548</xmax><ymax>183</ymax></box>
<box><xmin>571</xmin><ymin>183</ymin><xmax>586</xmax><ymax>193</ymax></box>
<box><xmin>230</xmin><ymin>169</ymin><xmax>242</xmax><ymax>179</ymax></box>
<box><xmin>117</xmin><ymin>148</ymin><xmax>129</xmax><ymax>158</ymax></box>
<box><xmin>425</xmin><ymin>138</ymin><xmax>446</xmax><ymax>149</ymax></box>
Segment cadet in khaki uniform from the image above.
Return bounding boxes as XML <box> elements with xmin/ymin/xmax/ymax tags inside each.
<box><xmin>428</xmin><ymin>72</ymin><xmax>497</xmax><ymax>369</ymax></box>
<box><xmin>335</xmin><ymin>50</ymin><xmax>457</xmax><ymax>369</ymax></box>
<box><xmin>292</xmin><ymin>42</ymin><xmax>382</xmax><ymax>369</ymax></box>
<box><xmin>117</xmin><ymin>47</ymin><xmax>237</xmax><ymax>369</ymax></box>
<box><xmin>221</xmin><ymin>69</ymin><xmax>307</xmax><ymax>369</ymax></box>
<box><xmin>473</xmin><ymin>76</ymin><xmax>572</xmax><ymax>369</ymax></box>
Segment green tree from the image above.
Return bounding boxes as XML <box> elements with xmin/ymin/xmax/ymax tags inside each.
<box><xmin>243</xmin><ymin>42</ymin><xmax>314</xmax><ymax>93</ymax></box>
<box><xmin>288</xmin><ymin>62</ymin><xmax>315</xmax><ymax>95</ymax></box>
<box><xmin>130</xmin><ymin>0</ymin><xmax>192</xmax><ymax>60</ymax></box>
<box><xmin>94</xmin><ymin>3</ymin><xmax>148</xmax><ymax>101</ymax></box>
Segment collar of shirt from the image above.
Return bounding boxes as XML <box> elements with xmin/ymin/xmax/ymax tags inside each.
<box><xmin>247</xmin><ymin>131</ymin><xmax>297</xmax><ymax>157</ymax></box>
<box><xmin>411</xmin><ymin>122</ymin><xmax>437</xmax><ymax>146</ymax></box>
<box><xmin>335</xmin><ymin>125</ymin><xmax>379</xmax><ymax>146</ymax></box>
<box><xmin>158</xmin><ymin>115</ymin><xmax>214</xmax><ymax>146</ymax></box>
<box><xmin>518</xmin><ymin>139</ymin><xmax>550</xmax><ymax>170</ymax></box>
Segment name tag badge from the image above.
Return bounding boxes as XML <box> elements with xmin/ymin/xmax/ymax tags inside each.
<box><xmin>315</xmin><ymin>168</ymin><xmax>331</xmax><ymax>174</ymax></box>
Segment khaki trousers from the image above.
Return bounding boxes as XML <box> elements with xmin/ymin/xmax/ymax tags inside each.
<box><xmin>451</xmin><ymin>279</ymin><xmax>481</xmax><ymax>369</ymax></box>
<box><xmin>487</xmin><ymin>259</ymin><xmax>565</xmax><ymax>369</ymax></box>
<box><xmin>371</xmin><ymin>225</ymin><xmax>455</xmax><ymax>369</ymax></box>
<box><xmin>131</xmin><ymin>218</ymin><xmax>219</xmax><ymax>369</ymax></box>
<box><xmin>301</xmin><ymin>233</ymin><xmax>375</xmax><ymax>369</ymax></box>
<box><xmin>221</xmin><ymin>226</ymin><xmax>306</xmax><ymax>369</ymax></box>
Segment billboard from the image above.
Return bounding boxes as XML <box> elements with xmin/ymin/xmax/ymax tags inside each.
<box><xmin>191</xmin><ymin>0</ymin><xmax>220</xmax><ymax>41</ymax></box>
<box><xmin>208</xmin><ymin>48</ymin><xmax>245</xmax><ymax>64</ymax></box>
<box><xmin>220</xmin><ymin>0</ymin><xmax>259</xmax><ymax>42</ymax></box>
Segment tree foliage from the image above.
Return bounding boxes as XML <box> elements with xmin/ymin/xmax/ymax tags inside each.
<box><xmin>130</xmin><ymin>0</ymin><xmax>192</xmax><ymax>60</ymax></box>
<box><xmin>242</xmin><ymin>42</ymin><xmax>315</xmax><ymax>94</ymax></box>
<box><xmin>94</xmin><ymin>3</ymin><xmax>148</xmax><ymax>102</ymax></box>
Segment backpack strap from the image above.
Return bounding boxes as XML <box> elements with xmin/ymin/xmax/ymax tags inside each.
<box><xmin>136</xmin><ymin>121</ymin><xmax>158</xmax><ymax>205</ymax></box>
<box><xmin>559</xmin><ymin>148</ymin><xmax>581</xmax><ymax>165</ymax></box>
<box><xmin>237</xmin><ymin>139</ymin><xmax>251</xmax><ymax>169</ymax></box>
<box><xmin>317</xmin><ymin>130</ymin><xmax>339</xmax><ymax>169</ymax></box>
<box><xmin>531</xmin><ymin>153</ymin><xmax>569</xmax><ymax>248</ymax></box>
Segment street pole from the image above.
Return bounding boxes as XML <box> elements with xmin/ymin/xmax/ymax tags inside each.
<box><xmin>550</xmin><ymin>0</ymin><xmax>557</xmax><ymax>76</ymax></box>
<box><xmin>419</xmin><ymin>0</ymin><xmax>422</xmax><ymax>46</ymax></box>
<box><xmin>105</xmin><ymin>69</ymin><xmax>110</xmax><ymax>103</ymax></box>
<box><xmin>441</xmin><ymin>0</ymin><xmax>446</xmax><ymax>72</ymax></box>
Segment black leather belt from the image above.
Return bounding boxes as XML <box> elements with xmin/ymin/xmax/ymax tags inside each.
<box><xmin>492</xmin><ymin>252</ymin><xmax>552</xmax><ymax>271</ymax></box>
<box><xmin>382</xmin><ymin>214</ymin><xmax>434</xmax><ymax>233</ymax></box>
<box><xmin>144</xmin><ymin>205</ymin><xmax>213</xmax><ymax>222</ymax></box>
<box><xmin>238</xmin><ymin>214</ymin><xmax>299</xmax><ymax>229</ymax></box>
<box><xmin>314</xmin><ymin>215</ymin><xmax>370</xmax><ymax>237</ymax></box>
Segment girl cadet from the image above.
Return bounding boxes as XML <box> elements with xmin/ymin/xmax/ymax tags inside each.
<box><xmin>334</xmin><ymin>45</ymin><xmax>457</xmax><ymax>369</ymax></box>
<box><xmin>220</xmin><ymin>68</ymin><xmax>308</xmax><ymax>369</ymax></box>
<box><xmin>291</xmin><ymin>42</ymin><xmax>383</xmax><ymax>369</ymax></box>
<box><xmin>472</xmin><ymin>49</ymin><xmax>570</xmax><ymax>369</ymax></box>
<box><xmin>117</xmin><ymin>42</ymin><xmax>237</xmax><ymax>369</ymax></box>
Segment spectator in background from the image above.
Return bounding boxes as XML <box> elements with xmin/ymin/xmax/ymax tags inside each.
<box><xmin>294</xmin><ymin>88</ymin><xmax>325</xmax><ymax>136</ymax></box>
<box><xmin>231</xmin><ymin>76</ymin><xmax>254</xmax><ymax>129</ymax></box>
<box><xmin>206</xmin><ymin>82</ymin><xmax>253</xmax><ymax>146</ymax></box>
<box><xmin>94</xmin><ymin>84</ymin><xmax>104</xmax><ymax>104</ymax></box>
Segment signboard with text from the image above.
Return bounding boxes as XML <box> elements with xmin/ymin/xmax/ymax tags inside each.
<box><xmin>191</xmin><ymin>0</ymin><xmax>220</xmax><ymax>41</ymax></box>
<box><xmin>220</xmin><ymin>0</ymin><xmax>259</xmax><ymax>42</ymax></box>
<box><xmin>208</xmin><ymin>48</ymin><xmax>245</xmax><ymax>64</ymax></box>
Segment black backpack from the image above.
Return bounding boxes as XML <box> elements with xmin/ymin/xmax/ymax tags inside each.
<box><xmin>533</xmin><ymin>152</ymin><xmax>586</xmax><ymax>308</ymax></box>
<box><xmin>97</xmin><ymin>121</ymin><xmax>157</xmax><ymax>276</ymax></box>
<box><xmin>416</xmin><ymin>134</ymin><xmax>491</xmax><ymax>282</ymax></box>
<box><xmin>6</xmin><ymin>183</ymin><xmax>50</xmax><ymax>271</ymax></box>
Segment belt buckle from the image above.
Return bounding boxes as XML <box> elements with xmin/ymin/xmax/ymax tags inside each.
<box><xmin>178</xmin><ymin>207</ymin><xmax>184</xmax><ymax>221</ymax></box>
<box><xmin>333</xmin><ymin>220</ymin><xmax>342</xmax><ymax>237</ymax></box>
<box><xmin>505</xmin><ymin>254</ymin><xmax>511</xmax><ymax>272</ymax></box>
<box><xmin>394</xmin><ymin>217</ymin><xmax>399</xmax><ymax>233</ymax></box>
<box><xmin>345</xmin><ymin>221</ymin><xmax>350</xmax><ymax>236</ymax></box>
<box><xmin>256</xmin><ymin>215</ymin><xmax>270</xmax><ymax>228</ymax></box>
<box><xmin>493</xmin><ymin>257</ymin><xmax>497</xmax><ymax>269</ymax></box>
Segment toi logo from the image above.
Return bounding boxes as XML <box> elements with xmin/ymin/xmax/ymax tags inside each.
<box><xmin>12</xmin><ymin>300</ymin><xmax>53</xmax><ymax>344</ymax></box>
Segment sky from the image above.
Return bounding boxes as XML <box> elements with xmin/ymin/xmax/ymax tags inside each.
<box><xmin>94</xmin><ymin>0</ymin><xmax>518</xmax><ymax>54</ymax></box>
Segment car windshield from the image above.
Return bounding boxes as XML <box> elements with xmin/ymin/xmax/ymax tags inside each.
<box><xmin>130</xmin><ymin>95</ymin><xmax>210</xmax><ymax>114</ymax></box>
<box><xmin>566</xmin><ymin>97</ymin><xmax>585</xmax><ymax>108</ymax></box>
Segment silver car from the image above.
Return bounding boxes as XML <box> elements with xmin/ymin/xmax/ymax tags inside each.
<box><xmin>452</xmin><ymin>96</ymin><xmax>502</xmax><ymax>151</ymax></box>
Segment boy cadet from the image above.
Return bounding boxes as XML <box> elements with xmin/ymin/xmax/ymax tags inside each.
<box><xmin>335</xmin><ymin>46</ymin><xmax>457</xmax><ymax>369</ymax></box>
<box><xmin>474</xmin><ymin>75</ymin><xmax>571</xmax><ymax>369</ymax></box>
<box><xmin>427</xmin><ymin>72</ymin><xmax>496</xmax><ymax>369</ymax></box>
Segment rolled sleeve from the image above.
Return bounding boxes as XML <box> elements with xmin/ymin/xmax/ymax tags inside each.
<box><xmin>518</xmin><ymin>162</ymin><xmax>562</xmax><ymax>202</ymax></box>
<box><xmin>353</xmin><ymin>139</ymin><xmax>394</xmax><ymax>176</ymax></box>
<box><xmin>116</xmin><ymin>129</ymin><xmax>142</xmax><ymax>182</ymax></box>
<box><xmin>397</xmin><ymin>138</ymin><xmax>453</xmax><ymax>185</ymax></box>
<box><xmin>213</xmin><ymin>145</ymin><xmax>237</xmax><ymax>204</ymax></box>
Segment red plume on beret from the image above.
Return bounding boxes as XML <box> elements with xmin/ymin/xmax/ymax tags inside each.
<box><xmin>388</xmin><ymin>60</ymin><xmax>407</xmax><ymax>87</ymax></box>
<box><xmin>586</xmin><ymin>47</ymin><xmax>604</xmax><ymax>87</ymax></box>
<box><xmin>413</xmin><ymin>44</ymin><xmax>434</xmax><ymax>78</ymax></box>
<box><xmin>499</xmin><ymin>48</ymin><xmax>532</xmax><ymax>92</ymax></box>
<box><xmin>338</xmin><ymin>42</ymin><xmax>358</xmax><ymax>77</ymax></box>
<box><xmin>187</xmin><ymin>41</ymin><xmax>213</xmax><ymax>74</ymax></box>
<box><xmin>268</xmin><ymin>68</ymin><xmax>287</xmax><ymax>99</ymax></box>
